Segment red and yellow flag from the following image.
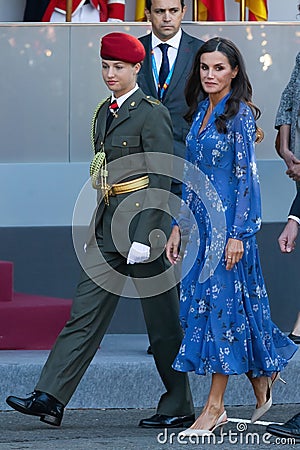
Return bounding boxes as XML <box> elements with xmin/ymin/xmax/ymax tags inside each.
<box><xmin>197</xmin><ymin>0</ymin><xmax>225</xmax><ymax>21</ymax></box>
<box><xmin>235</xmin><ymin>0</ymin><xmax>268</xmax><ymax>21</ymax></box>
<box><xmin>135</xmin><ymin>0</ymin><xmax>146</xmax><ymax>21</ymax></box>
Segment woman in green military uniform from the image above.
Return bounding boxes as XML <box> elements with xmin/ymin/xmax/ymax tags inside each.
<box><xmin>6</xmin><ymin>32</ymin><xmax>195</xmax><ymax>430</ymax></box>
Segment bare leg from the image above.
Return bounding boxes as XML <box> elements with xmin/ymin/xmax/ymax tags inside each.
<box><xmin>246</xmin><ymin>371</ymin><xmax>285</xmax><ymax>423</ymax></box>
<box><xmin>246</xmin><ymin>372</ymin><xmax>270</xmax><ymax>408</ymax></box>
<box><xmin>189</xmin><ymin>373</ymin><xmax>229</xmax><ymax>430</ymax></box>
<box><xmin>291</xmin><ymin>312</ymin><xmax>300</xmax><ymax>336</ymax></box>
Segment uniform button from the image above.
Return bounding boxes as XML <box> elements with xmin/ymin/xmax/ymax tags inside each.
<box><xmin>122</xmin><ymin>141</ymin><xmax>127</xmax><ymax>146</ymax></box>
<box><xmin>135</xmin><ymin>202</ymin><xmax>140</xmax><ymax>208</ymax></box>
<box><xmin>156</xmin><ymin>234</ymin><xmax>160</xmax><ymax>238</ymax></box>
<box><xmin>130</xmin><ymin>101</ymin><xmax>136</xmax><ymax>106</ymax></box>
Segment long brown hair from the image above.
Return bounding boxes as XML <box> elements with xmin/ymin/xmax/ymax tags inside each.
<box><xmin>184</xmin><ymin>37</ymin><xmax>261</xmax><ymax>134</ymax></box>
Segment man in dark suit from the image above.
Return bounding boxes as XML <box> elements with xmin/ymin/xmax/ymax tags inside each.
<box><xmin>138</xmin><ymin>0</ymin><xmax>203</xmax><ymax>356</ymax></box>
<box><xmin>138</xmin><ymin>0</ymin><xmax>203</xmax><ymax>197</ymax></box>
<box><xmin>6</xmin><ymin>32</ymin><xmax>194</xmax><ymax>429</ymax></box>
<box><xmin>266</xmin><ymin>191</ymin><xmax>300</xmax><ymax>441</ymax></box>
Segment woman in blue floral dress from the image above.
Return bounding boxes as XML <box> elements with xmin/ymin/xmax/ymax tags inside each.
<box><xmin>166</xmin><ymin>37</ymin><xmax>298</xmax><ymax>436</ymax></box>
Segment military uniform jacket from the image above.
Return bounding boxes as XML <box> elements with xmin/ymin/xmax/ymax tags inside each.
<box><xmin>92</xmin><ymin>88</ymin><xmax>174</xmax><ymax>254</ymax></box>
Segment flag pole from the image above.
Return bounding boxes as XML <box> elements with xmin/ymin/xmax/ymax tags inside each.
<box><xmin>239</xmin><ymin>0</ymin><xmax>246</xmax><ymax>21</ymax></box>
<box><xmin>193</xmin><ymin>0</ymin><xmax>198</xmax><ymax>21</ymax></box>
<box><xmin>66</xmin><ymin>0</ymin><xmax>73</xmax><ymax>22</ymax></box>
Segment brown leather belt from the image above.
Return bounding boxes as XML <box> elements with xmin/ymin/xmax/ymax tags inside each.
<box><xmin>108</xmin><ymin>175</ymin><xmax>149</xmax><ymax>196</ymax></box>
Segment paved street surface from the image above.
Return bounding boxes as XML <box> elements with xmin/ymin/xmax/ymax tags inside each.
<box><xmin>0</xmin><ymin>404</ymin><xmax>299</xmax><ymax>449</ymax></box>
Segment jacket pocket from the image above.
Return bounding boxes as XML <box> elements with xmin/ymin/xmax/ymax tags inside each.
<box><xmin>111</xmin><ymin>135</ymin><xmax>141</xmax><ymax>151</ymax></box>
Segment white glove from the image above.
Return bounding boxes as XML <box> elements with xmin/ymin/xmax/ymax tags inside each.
<box><xmin>127</xmin><ymin>242</ymin><xmax>150</xmax><ymax>265</ymax></box>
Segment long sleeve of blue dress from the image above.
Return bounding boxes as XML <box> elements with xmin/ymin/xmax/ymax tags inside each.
<box><xmin>228</xmin><ymin>107</ymin><xmax>262</xmax><ymax>240</ymax></box>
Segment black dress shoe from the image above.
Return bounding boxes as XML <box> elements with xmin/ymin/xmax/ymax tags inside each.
<box><xmin>266</xmin><ymin>413</ymin><xmax>300</xmax><ymax>441</ymax></box>
<box><xmin>288</xmin><ymin>333</ymin><xmax>300</xmax><ymax>344</ymax></box>
<box><xmin>139</xmin><ymin>413</ymin><xmax>195</xmax><ymax>428</ymax></box>
<box><xmin>6</xmin><ymin>391</ymin><xmax>64</xmax><ymax>426</ymax></box>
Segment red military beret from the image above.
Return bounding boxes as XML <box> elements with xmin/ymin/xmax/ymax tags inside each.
<box><xmin>100</xmin><ymin>32</ymin><xmax>146</xmax><ymax>64</ymax></box>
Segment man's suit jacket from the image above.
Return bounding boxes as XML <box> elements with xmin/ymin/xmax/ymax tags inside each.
<box><xmin>92</xmin><ymin>89</ymin><xmax>174</xmax><ymax>254</ymax></box>
<box><xmin>138</xmin><ymin>31</ymin><xmax>203</xmax><ymax>161</ymax></box>
<box><xmin>290</xmin><ymin>190</ymin><xmax>300</xmax><ymax>218</ymax></box>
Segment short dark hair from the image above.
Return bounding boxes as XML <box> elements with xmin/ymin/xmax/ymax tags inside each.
<box><xmin>146</xmin><ymin>0</ymin><xmax>185</xmax><ymax>10</ymax></box>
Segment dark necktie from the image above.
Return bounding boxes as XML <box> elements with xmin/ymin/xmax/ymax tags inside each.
<box><xmin>106</xmin><ymin>100</ymin><xmax>119</xmax><ymax>132</ymax></box>
<box><xmin>158</xmin><ymin>43</ymin><xmax>170</xmax><ymax>98</ymax></box>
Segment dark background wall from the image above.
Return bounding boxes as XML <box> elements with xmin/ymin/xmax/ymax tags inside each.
<box><xmin>0</xmin><ymin>224</ymin><xmax>298</xmax><ymax>333</ymax></box>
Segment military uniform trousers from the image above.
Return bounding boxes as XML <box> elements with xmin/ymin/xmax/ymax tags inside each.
<box><xmin>35</xmin><ymin>223</ymin><xmax>194</xmax><ymax>416</ymax></box>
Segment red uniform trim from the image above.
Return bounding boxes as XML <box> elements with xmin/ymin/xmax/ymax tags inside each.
<box><xmin>99</xmin><ymin>0</ymin><xmax>108</xmax><ymax>21</ymax></box>
<box><xmin>42</xmin><ymin>0</ymin><xmax>57</xmax><ymax>22</ymax></box>
<box><xmin>41</xmin><ymin>0</ymin><xmax>125</xmax><ymax>22</ymax></box>
<box><xmin>107</xmin><ymin>2</ymin><xmax>125</xmax><ymax>21</ymax></box>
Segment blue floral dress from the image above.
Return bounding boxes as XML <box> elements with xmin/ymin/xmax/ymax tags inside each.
<box><xmin>173</xmin><ymin>94</ymin><xmax>298</xmax><ymax>377</ymax></box>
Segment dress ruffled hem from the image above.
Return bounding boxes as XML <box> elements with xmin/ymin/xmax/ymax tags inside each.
<box><xmin>172</xmin><ymin>334</ymin><xmax>298</xmax><ymax>377</ymax></box>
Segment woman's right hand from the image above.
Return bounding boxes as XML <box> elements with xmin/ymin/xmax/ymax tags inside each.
<box><xmin>166</xmin><ymin>225</ymin><xmax>181</xmax><ymax>265</ymax></box>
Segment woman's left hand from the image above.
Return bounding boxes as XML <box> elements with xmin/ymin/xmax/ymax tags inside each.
<box><xmin>166</xmin><ymin>225</ymin><xmax>181</xmax><ymax>265</ymax></box>
<box><xmin>225</xmin><ymin>238</ymin><xmax>244</xmax><ymax>271</ymax></box>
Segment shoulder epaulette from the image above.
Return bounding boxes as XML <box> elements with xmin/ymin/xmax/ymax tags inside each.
<box><xmin>144</xmin><ymin>95</ymin><xmax>161</xmax><ymax>106</ymax></box>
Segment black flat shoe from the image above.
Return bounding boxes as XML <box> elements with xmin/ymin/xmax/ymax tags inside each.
<box><xmin>266</xmin><ymin>413</ymin><xmax>300</xmax><ymax>441</ymax></box>
<box><xmin>6</xmin><ymin>391</ymin><xmax>64</xmax><ymax>426</ymax></box>
<box><xmin>139</xmin><ymin>413</ymin><xmax>195</xmax><ymax>428</ymax></box>
<box><xmin>288</xmin><ymin>333</ymin><xmax>300</xmax><ymax>344</ymax></box>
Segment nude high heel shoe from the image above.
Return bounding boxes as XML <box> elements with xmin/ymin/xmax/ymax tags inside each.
<box><xmin>178</xmin><ymin>411</ymin><xmax>228</xmax><ymax>437</ymax></box>
<box><xmin>251</xmin><ymin>373</ymin><xmax>286</xmax><ymax>423</ymax></box>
